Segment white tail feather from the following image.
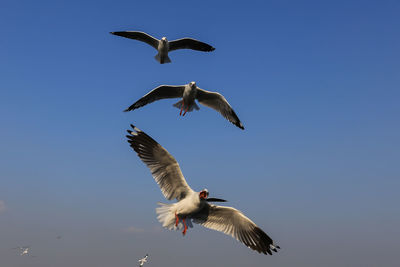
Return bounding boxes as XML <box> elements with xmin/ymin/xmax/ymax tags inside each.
<box><xmin>156</xmin><ymin>202</ymin><xmax>180</xmax><ymax>230</ymax></box>
<box><xmin>155</xmin><ymin>203</ymin><xmax>194</xmax><ymax>230</ymax></box>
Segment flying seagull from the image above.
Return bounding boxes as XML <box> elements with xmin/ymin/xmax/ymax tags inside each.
<box><xmin>124</xmin><ymin>82</ymin><xmax>244</xmax><ymax>130</ymax></box>
<box><xmin>12</xmin><ymin>246</ymin><xmax>30</xmax><ymax>256</ymax></box>
<box><xmin>110</xmin><ymin>31</ymin><xmax>215</xmax><ymax>64</ymax></box>
<box><xmin>126</xmin><ymin>125</ymin><xmax>279</xmax><ymax>255</ymax></box>
<box><xmin>138</xmin><ymin>254</ymin><xmax>149</xmax><ymax>267</ymax></box>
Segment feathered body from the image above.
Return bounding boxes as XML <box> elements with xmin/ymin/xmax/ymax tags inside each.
<box><xmin>154</xmin><ymin>37</ymin><xmax>171</xmax><ymax>64</ymax></box>
<box><xmin>172</xmin><ymin>82</ymin><xmax>200</xmax><ymax>113</ymax></box>
<box><xmin>156</xmin><ymin>191</ymin><xmax>206</xmax><ymax>230</ymax></box>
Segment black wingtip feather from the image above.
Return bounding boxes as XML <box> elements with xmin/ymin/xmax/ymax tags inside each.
<box><xmin>250</xmin><ymin>226</ymin><xmax>280</xmax><ymax>255</ymax></box>
<box><xmin>124</xmin><ymin>104</ymin><xmax>138</xmax><ymax>112</ymax></box>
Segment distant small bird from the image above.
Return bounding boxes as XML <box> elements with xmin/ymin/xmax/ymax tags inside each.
<box><xmin>12</xmin><ymin>246</ymin><xmax>30</xmax><ymax>256</ymax></box>
<box><xmin>124</xmin><ymin>82</ymin><xmax>244</xmax><ymax>130</ymax></box>
<box><xmin>56</xmin><ymin>235</ymin><xmax>62</xmax><ymax>239</ymax></box>
<box><xmin>138</xmin><ymin>254</ymin><xmax>149</xmax><ymax>267</ymax></box>
<box><xmin>110</xmin><ymin>31</ymin><xmax>215</xmax><ymax>64</ymax></box>
<box><xmin>126</xmin><ymin>125</ymin><xmax>280</xmax><ymax>255</ymax></box>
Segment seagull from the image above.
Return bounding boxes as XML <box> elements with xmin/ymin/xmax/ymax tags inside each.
<box><xmin>21</xmin><ymin>247</ymin><xmax>29</xmax><ymax>256</ymax></box>
<box><xmin>12</xmin><ymin>246</ymin><xmax>30</xmax><ymax>256</ymax></box>
<box><xmin>126</xmin><ymin>125</ymin><xmax>280</xmax><ymax>255</ymax></box>
<box><xmin>110</xmin><ymin>31</ymin><xmax>215</xmax><ymax>64</ymax></box>
<box><xmin>138</xmin><ymin>254</ymin><xmax>149</xmax><ymax>267</ymax></box>
<box><xmin>124</xmin><ymin>82</ymin><xmax>244</xmax><ymax>130</ymax></box>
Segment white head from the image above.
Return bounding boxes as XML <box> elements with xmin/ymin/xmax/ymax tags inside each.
<box><xmin>189</xmin><ymin>81</ymin><xmax>197</xmax><ymax>88</ymax></box>
<box><xmin>161</xmin><ymin>37</ymin><xmax>168</xmax><ymax>43</ymax></box>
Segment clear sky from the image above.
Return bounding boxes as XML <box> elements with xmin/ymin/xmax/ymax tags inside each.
<box><xmin>1</xmin><ymin>0</ymin><xmax>399</xmax><ymax>266</ymax></box>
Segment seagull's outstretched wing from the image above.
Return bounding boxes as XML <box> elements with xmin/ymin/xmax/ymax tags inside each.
<box><xmin>169</xmin><ymin>38</ymin><xmax>215</xmax><ymax>52</ymax></box>
<box><xmin>196</xmin><ymin>89</ymin><xmax>244</xmax><ymax>130</ymax></box>
<box><xmin>110</xmin><ymin>31</ymin><xmax>159</xmax><ymax>49</ymax></box>
<box><xmin>124</xmin><ymin>85</ymin><xmax>185</xmax><ymax>112</ymax></box>
<box><xmin>127</xmin><ymin>125</ymin><xmax>194</xmax><ymax>201</ymax></box>
<box><xmin>192</xmin><ymin>204</ymin><xmax>280</xmax><ymax>255</ymax></box>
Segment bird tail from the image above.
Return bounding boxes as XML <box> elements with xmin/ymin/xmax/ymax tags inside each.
<box><xmin>172</xmin><ymin>100</ymin><xmax>200</xmax><ymax>112</ymax></box>
<box><xmin>154</xmin><ymin>54</ymin><xmax>171</xmax><ymax>64</ymax></box>
<box><xmin>156</xmin><ymin>202</ymin><xmax>180</xmax><ymax>230</ymax></box>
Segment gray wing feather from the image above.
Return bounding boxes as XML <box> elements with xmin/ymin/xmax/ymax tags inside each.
<box><xmin>124</xmin><ymin>85</ymin><xmax>185</xmax><ymax>112</ymax></box>
<box><xmin>110</xmin><ymin>31</ymin><xmax>159</xmax><ymax>49</ymax></box>
<box><xmin>192</xmin><ymin>204</ymin><xmax>279</xmax><ymax>255</ymax></box>
<box><xmin>168</xmin><ymin>38</ymin><xmax>215</xmax><ymax>52</ymax></box>
<box><xmin>126</xmin><ymin>125</ymin><xmax>193</xmax><ymax>200</ymax></box>
<box><xmin>196</xmin><ymin>89</ymin><xmax>244</xmax><ymax>130</ymax></box>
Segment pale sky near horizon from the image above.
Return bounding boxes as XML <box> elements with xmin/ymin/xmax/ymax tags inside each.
<box><xmin>1</xmin><ymin>0</ymin><xmax>399</xmax><ymax>266</ymax></box>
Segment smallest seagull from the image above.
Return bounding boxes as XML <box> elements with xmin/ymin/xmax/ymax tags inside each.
<box><xmin>12</xmin><ymin>246</ymin><xmax>30</xmax><ymax>256</ymax></box>
<box><xmin>138</xmin><ymin>254</ymin><xmax>149</xmax><ymax>267</ymax></box>
<box><xmin>110</xmin><ymin>31</ymin><xmax>215</xmax><ymax>64</ymax></box>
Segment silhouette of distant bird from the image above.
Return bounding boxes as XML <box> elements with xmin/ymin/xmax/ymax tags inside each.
<box><xmin>138</xmin><ymin>254</ymin><xmax>149</xmax><ymax>267</ymax></box>
<box><xmin>12</xmin><ymin>246</ymin><xmax>31</xmax><ymax>256</ymax></box>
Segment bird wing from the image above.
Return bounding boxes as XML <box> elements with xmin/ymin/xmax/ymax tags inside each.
<box><xmin>196</xmin><ymin>88</ymin><xmax>244</xmax><ymax>129</ymax></box>
<box><xmin>124</xmin><ymin>85</ymin><xmax>185</xmax><ymax>112</ymax></box>
<box><xmin>168</xmin><ymin>38</ymin><xmax>215</xmax><ymax>52</ymax></box>
<box><xmin>110</xmin><ymin>31</ymin><xmax>159</xmax><ymax>49</ymax></box>
<box><xmin>126</xmin><ymin>125</ymin><xmax>194</xmax><ymax>201</ymax></box>
<box><xmin>191</xmin><ymin>204</ymin><xmax>279</xmax><ymax>255</ymax></box>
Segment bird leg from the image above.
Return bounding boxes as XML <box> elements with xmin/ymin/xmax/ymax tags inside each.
<box><xmin>179</xmin><ymin>100</ymin><xmax>184</xmax><ymax>116</ymax></box>
<box><xmin>182</xmin><ymin>217</ymin><xmax>188</xmax><ymax>236</ymax></box>
<box><xmin>182</xmin><ymin>107</ymin><xmax>189</xmax><ymax>116</ymax></box>
<box><xmin>175</xmin><ymin>212</ymin><xmax>179</xmax><ymax>227</ymax></box>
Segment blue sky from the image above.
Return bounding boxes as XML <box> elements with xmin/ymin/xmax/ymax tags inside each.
<box><xmin>1</xmin><ymin>0</ymin><xmax>399</xmax><ymax>266</ymax></box>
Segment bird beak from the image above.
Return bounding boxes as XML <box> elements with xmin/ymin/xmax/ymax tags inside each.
<box><xmin>206</xmin><ymin>198</ymin><xmax>227</xmax><ymax>202</ymax></box>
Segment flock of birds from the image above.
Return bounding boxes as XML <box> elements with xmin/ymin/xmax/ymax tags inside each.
<box><xmin>12</xmin><ymin>30</ymin><xmax>279</xmax><ymax>267</ymax></box>
<box><xmin>111</xmin><ymin>30</ymin><xmax>281</xmax><ymax>262</ymax></box>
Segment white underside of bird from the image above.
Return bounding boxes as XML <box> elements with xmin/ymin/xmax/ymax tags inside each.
<box><xmin>156</xmin><ymin>190</ymin><xmax>204</xmax><ymax>234</ymax></box>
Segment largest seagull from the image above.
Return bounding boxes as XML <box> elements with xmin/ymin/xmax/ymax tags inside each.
<box><xmin>110</xmin><ymin>31</ymin><xmax>215</xmax><ymax>64</ymax></box>
<box><xmin>124</xmin><ymin>82</ymin><xmax>244</xmax><ymax>130</ymax></box>
<box><xmin>126</xmin><ymin>125</ymin><xmax>279</xmax><ymax>255</ymax></box>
